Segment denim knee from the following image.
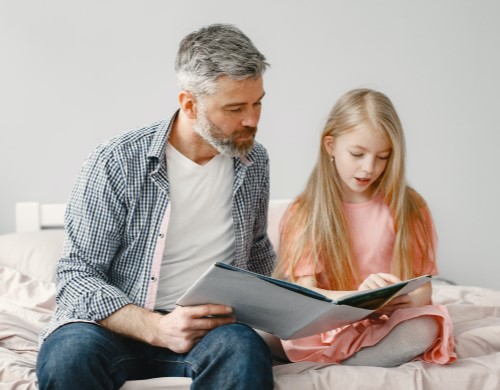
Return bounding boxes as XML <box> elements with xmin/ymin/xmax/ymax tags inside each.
<box><xmin>37</xmin><ymin>323</ymin><xmax>120</xmax><ymax>389</ymax></box>
<box><xmin>187</xmin><ymin>324</ymin><xmax>273</xmax><ymax>390</ymax></box>
<box><xmin>206</xmin><ymin>323</ymin><xmax>270</xmax><ymax>358</ymax></box>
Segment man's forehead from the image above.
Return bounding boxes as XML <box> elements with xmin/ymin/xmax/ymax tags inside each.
<box><xmin>210</xmin><ymin>77</ymin><xmax>265</xmax><ymax>105</ymax></box>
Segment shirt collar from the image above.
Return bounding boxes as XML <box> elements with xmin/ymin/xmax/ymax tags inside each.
<box><xmin>147</xmin><ymin>110</ymin><xmax>179</xmax><ymax>161</ymax></box>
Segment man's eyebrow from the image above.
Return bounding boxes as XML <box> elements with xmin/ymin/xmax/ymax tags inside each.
<box><xmin>222</xmin><ymin>92</ymin><xmax>266</xmax><ymax>108</ymax></box>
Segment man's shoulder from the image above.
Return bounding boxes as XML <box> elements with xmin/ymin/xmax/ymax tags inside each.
<box><xmin>99</xmin><ymin>120</ymin><xmax>166</xmax><ymax>153</ymax></box>
<box><xmin>89</xmin><ymin>119</ymin><xmax>170</xmax><ymax>163</ymax></box>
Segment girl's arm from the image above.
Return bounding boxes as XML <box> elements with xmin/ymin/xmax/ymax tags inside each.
<box><xmin>359</xmin><ymin>273</ymin><xmax>433</xmax><ymax>314</ymax></box>
<box><xmin>298</xmin><ymin>273</ymin><xmax>433</xmax><ymax>315</ymax></box>
<box><xmin>380</xmin><ymin>282</ymin><xmax>433</xmax><ymax>313</ymax></box>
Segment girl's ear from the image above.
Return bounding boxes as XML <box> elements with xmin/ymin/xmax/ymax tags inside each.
<box><xmin>323</xmin><ymin>135</ymin><xmax>335</xmax><ymax>156</ymax></box>
<box><xmin>178</xmin><ymin>90</ymin><xmax>198</xmax><ymax>119</ymax></box>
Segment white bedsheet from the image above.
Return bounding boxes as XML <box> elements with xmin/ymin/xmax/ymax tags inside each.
<box><xmin>1</xmin><ymin>265</ymin><xmax>500</xmax><ymax>390</ymax></box>
<box><xmin>0</xmin><ymin>267</ymin><xmax>54</xmax><ymax>390</ymax></box>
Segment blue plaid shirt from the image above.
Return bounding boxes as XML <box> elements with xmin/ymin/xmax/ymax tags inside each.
<box><xmin>41</xmin><ymin>111</ymin><xmax>275</xmax><ymax>341</ymax></box>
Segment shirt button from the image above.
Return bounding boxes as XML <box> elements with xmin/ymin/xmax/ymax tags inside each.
<box><xmin>151</xmin><ymin>276</ymin><xmax>157</xmax><ymax>281</ymax></box>
<box><xmin>158</xmin><ymin>233</ymin><xmax>165</xmax><ymax>238</ymax></box>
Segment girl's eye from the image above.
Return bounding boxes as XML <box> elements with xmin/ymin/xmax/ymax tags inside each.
<box><xmin>350</xmin><ymin>152</ymin><xmax>363</xmax><ymax>158</ymax></box>
<box><xmin>378</xmin><ymin>155</ymin><xmax>390</xmax><ymax>161</ymax></box>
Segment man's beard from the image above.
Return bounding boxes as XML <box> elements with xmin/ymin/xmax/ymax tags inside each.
<box><xmin>193</xmin><ymin>109</ymin><xmax>257</xmax><ymax>158</ymax></box>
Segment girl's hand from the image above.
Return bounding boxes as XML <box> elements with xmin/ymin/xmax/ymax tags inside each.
<box><xmin>377</xmin><ymin>293</ymin><xmax>416</xmax><ymax>315</ymax></box>
<box><xmin>358</xmin><ymin>273</ymin><xmax>401</xmax><ymax>291</ymax></box>
<box><xmin>358</xmin><ymin>273</ymin><xmax>433</xmax><ymax>315</ymax></box>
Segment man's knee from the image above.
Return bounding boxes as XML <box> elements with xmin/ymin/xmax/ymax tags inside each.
<box><xmin>37</xmin><ymin>323</ymin><xmax>113</xmax><ymax>374</ymax></box>
<box><xmin>190</xmin><ymin>324</ymin><xmax>273</xmax><ymax>389</ymax></box>
<box><xmin>37</xmin><ymin>323</ymin><xmax>124</xmax><ymax>389</ymax></box>
<box><xmin>206</xmin><ymin>323</ymin><xmax>271</xmax><ymax>358</ymax></box>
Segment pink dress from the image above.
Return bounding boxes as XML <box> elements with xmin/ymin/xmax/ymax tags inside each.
<box><xmin>280</xmin><ymin>196</ymin><xmax>456</xmax><ymax>364</ymax></box>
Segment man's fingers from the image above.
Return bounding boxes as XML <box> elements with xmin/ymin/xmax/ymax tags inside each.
<box><xmin>187</xmin><ymin>304</ymin><xmax>234</xmax><ymax>318</ymax></box>
<box><xmin>177</xmin><ymin>304</ymin><xmax>236</xmax><ymax>330</ymax></box>
<box><xmin>192</xmin><ymin>316</ymin><xmax>236</xmax><ymax>330</ymax></box>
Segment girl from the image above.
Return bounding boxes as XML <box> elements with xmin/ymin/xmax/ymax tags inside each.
<box><xmin>274</xmin><ymin>89</ymin><xmax>456</xmax><ymax>366</ymax></box>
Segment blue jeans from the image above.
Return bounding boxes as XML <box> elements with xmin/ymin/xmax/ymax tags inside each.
<box><xmin>36</xmin><ymin>322</ymin><xmax>273</xmax><ymax>390</ymax></box>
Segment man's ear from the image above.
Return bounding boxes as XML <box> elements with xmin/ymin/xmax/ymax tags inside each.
<box><xmin>323</xmin><ymin>135</ymin><xmax>335</xmax><ymax>156</ymax></box>
<box><xmin>178</xmin><ymin>90</ymin><xmax>197</xmax><ymax>119</ymax></box>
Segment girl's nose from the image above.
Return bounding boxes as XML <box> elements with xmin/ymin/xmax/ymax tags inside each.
<box><xmin>363</xmin><ymin>158</ymin><xmax>375</xmax><ymax>174</ymax></box>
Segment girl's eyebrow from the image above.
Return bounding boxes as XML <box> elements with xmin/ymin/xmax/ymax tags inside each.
<box><xmin>351</xmin><ymin>145</ymin><xmax>392</xmax><ymax>154</ymax></box>
<box><xmin>350</xmin><ymin>145</ymin><xmax>392</xmax><ymax>153</ymax></box>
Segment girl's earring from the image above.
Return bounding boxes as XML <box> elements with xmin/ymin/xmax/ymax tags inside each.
<box><xmin>331</xmin><ymin>156</ymin><xmax>335</xmax><ymax>163</ymax></box>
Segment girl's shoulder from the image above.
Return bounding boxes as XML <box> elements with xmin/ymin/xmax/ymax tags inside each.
<box><xmin>406</xmin><ymin>186</ymin><xmax>425</xmax><ymax>201</ymax></box>
<box><xmin>280</xmin><ymin>196</ymin><xmax>315</xmax><ymax>235</ymax></box>
<box><xmin>406</xmin><ymin>186</ymin><xmax>429</xmax><ymax>210</ymax></box>
<box><xmin>284</xmin><ymin>196</ymin><xmax>306</xmax><ymax>217</ymax></box>
<box><xmin>279</xmin><ymin>197</ymin><xmax>302</xmax><ymax>228</ymax></box>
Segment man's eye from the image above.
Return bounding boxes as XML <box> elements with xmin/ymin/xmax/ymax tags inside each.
<box><xmin>228</xmin><ymin>107</ymin><xmax>243</xmax><ymax>112</ymax></box>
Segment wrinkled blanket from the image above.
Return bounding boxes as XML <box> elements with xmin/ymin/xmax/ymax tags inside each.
<box><xmin>2</xmin><ymin>266</ymin><xmax>500</xmax><ymax>390</ymax></box>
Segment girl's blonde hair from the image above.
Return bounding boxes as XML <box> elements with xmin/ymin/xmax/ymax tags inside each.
<box><xmin>274</xmin><ymin>89</ymin><xmax>435</xmax><ymax>290</ymax></box>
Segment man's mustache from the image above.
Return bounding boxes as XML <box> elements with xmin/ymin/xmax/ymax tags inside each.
<box><xmin>233</xmin><ymin>127</ymin><xmax>257</xmax><ymax>139</ymax></box>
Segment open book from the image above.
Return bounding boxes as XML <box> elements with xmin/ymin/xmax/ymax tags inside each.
<box><xmin>176</xmin><ymin>262</ymin><xmax>432</xmax><ymax>340</ymax></box>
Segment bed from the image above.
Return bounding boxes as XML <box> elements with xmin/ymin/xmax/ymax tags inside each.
<box><xmin>1</xmin><ymin>201</ymin><xmax>500</xmax><ymax>389</ymax></box>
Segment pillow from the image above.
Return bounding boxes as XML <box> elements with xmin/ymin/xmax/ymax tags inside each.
<box><xmin>0</xmin><ymin>230</ymin><xmax>65</xmax><ymax>283</ymax></box>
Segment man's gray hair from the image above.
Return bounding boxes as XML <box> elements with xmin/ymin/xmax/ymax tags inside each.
<box><xmin>175</xmin><ymin>24</ymin><xmax>269</xmax><ymax>97</ymax></box>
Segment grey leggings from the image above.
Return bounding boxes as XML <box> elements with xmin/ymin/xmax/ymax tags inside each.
<box><xmin>342</xmin><ymin>316</ymin><xmax>439</xmax><ymax>367</ymax></box>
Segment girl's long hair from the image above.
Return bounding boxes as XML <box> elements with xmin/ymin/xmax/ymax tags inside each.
<box><xmin>274</xmin><ymin>89</ymin><xmax>435</xmax><ymax>290</ymax></box>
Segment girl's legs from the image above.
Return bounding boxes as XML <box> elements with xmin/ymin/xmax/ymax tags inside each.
<box><xmin>342</xmin><ymin>316</ymin><xmax>439</xmax><ymax>367</ymax></box>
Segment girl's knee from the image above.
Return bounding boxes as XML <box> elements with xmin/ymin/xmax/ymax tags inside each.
<box><xmin>396</xmin><ymin>316</ymin><xmax>440</xmax><ymax>345</ymax></box>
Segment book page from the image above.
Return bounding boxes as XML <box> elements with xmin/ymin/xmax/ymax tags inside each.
<box><xmin>337</xmin><ymin>275</ymin><xmax>432</xmax><ymax>309</ymax></box>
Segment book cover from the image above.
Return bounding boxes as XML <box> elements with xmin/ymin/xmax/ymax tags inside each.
<box><xmin>176</xmin><ymin>262</ymin><xmax>432</xmax><ymax>340</ymax></box>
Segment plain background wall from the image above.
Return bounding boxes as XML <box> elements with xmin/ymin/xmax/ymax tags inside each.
<box><xmin>1</xmin><ymin>1</ymin><xmax>499</xmax><ymax>289</ymax></box>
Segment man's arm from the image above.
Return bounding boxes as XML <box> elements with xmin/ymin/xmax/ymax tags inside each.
<box><xmin>98</xmin><ymin>303</ymin><xmax>236</xmax><ymax>353</ymax></box>
<box><xmin>55</xmin><ymin>146</ymin><xmax>133</xmax><ymax>320</ymax></box>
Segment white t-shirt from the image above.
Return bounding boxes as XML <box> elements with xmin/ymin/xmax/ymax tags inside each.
<box><xmin>154</xmin><ymin>143</ymin><xmax>235</xmax><ymax>311</ymax></box>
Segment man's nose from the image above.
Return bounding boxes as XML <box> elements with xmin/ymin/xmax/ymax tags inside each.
<box><xmin>241</xmin><ymin>107</ymin><xmax>260</xmax><ymax>128</ymax></box>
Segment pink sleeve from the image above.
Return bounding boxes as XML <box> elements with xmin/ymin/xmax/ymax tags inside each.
<box><xmin>279</xmin><ymin>203</ymin><xmax>324</xmax><ymax>279</ymax></box>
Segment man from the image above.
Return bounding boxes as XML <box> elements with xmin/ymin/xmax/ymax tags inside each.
<box><xmin>37</xmin><ymin>24</ymin><xmax>275</xmax><ymax>389</ymax></box>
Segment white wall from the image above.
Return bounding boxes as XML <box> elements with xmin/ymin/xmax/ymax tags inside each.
<box><xmin>1</xmin><ymin>0</ymin><xmax>499</xmax><ymax>289</ymax></box>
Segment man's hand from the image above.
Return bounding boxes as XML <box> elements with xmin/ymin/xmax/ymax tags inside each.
<box><xmin>99</xmin><ymin>303</ymin><xmax>235</xmax><ymax>353</ymax></box>
<box><xmin>151</xmin><ymin>304</ymin><xmax>236</xmax><ymax>353</ymax></box>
